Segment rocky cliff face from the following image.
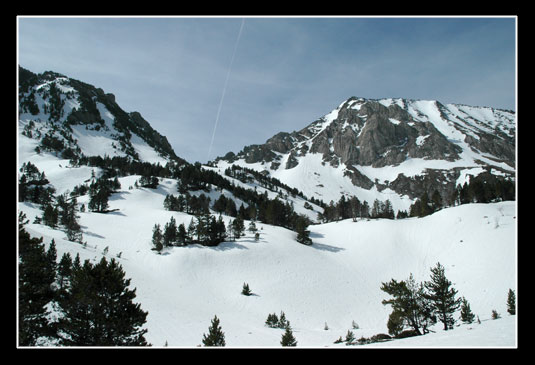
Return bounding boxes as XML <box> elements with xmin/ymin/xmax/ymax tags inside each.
<box><xmin>214</xmin><ymin>96</ymin><xmax>515</xmax><ymax>211</ymax></box>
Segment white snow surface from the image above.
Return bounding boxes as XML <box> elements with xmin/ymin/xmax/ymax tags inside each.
<box><xmin>18</xmin><ymin>141</ymin><xmax>517</xmax><ymax>348</ymax></box>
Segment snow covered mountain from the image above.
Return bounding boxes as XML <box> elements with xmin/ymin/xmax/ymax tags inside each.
<box><xmin>18</xmin><ymin>66</ymin><xmax>181</xmax><ymax>165</ymax></box>
<box><xmin>213</xmin><ymin>97</ymin><xmax>515</xmax><ymax>213</ymax></box>
<box><xmin>17</xmin><ymin>68</ymin><xmax>517</xmax><ymax>348</ymax></box>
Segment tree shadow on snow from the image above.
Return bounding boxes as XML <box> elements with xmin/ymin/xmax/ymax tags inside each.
<box><xmin>308</xmin><ymin>232</ymin><xmax>344</xmax><ymax>252</ymax></box>
<box><xmin>310</xmin><ymin>242</ymin><xmax>345</xmax><ymax>253</ymax></box>
<box><xmin>213</xmin><ymin>241</ymin><xmax>248</xmax><ymax>251</ymax></box>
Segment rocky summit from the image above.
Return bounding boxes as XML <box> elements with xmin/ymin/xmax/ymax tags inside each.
<box><xmin>213</xmin><ymin>96</ymin><xmax>515</xmax><ymax>212</ymax></box>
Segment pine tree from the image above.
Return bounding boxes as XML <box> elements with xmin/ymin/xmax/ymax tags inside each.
<box><xmin>387</xmin><ymin>309</ymin><xmax>405</xmax><ymax>337</ymax></box>
<box><xmin>163</xmin><ymin>216</ymin><xmax>178</xmax><ymax>247</ymax></box>
<box><xmin>241</xmin><ymin>282</ymin><xmax>252</xmax><ymax>296</ymax></box>
<box><xmin>232</xmin><ymin>216</ymin><xmax>245</xmax><ymax>239</ymax></box>
<box><xmin>507</xmin><ymin>289</ymin><xmax>516</xmax><ymax>315</ymax></box>
<box><xmin>88</xmin><ymin>180</ymin><xmax>110</xmax><ymax>212</ymax></box>
<box><xmin>295</xmin><ymin>215</ymin><xmax>312</xmax><ymax>245</ymax></box>
<box><xmin>280</xmin><ymin>326</ymin><xmax>297</xmax><ymax>347</ymax></box>
<box><xmin>177</xmin><ymin>223</ymin><xmax>187</xmax><ymax>245</ymax></box>
<box><xmin>42</xmin><ymin>203</ymin><xmax>58</xmax><ymax>228</ymax></box>
<box><xmin>152</xmin><ymin>224</ymin><xmax>163</xmax><ymax>253</ymax></box>
<box><xmin>460</xmin><ymin>296</ymin><xmax>476</xmax><ymax>324</ymax></box>
<box><xmin>248</xmin><ymin>220</ymin><xmax>258</xmax><ymax>234</ymax></box>
<box><xmin>345</xmin><ymin>330</ymin><xmax>355</xmax><ymax>345</ymax></box>
<box><xmin>424</xmin><ymin>262</ymin><xmax>461</xmax><ymax>330</ymax></box>
<box><xmin>278</xmin><ymin>311</ymin><xmax>290</xmax><ymax>329</ymax></box>
<box><xmin>381</xmin><ymin>273</ymin><xmax>435</xmax><ymax>335</ymax></box>
<box><xmin>18</xmin><ymin>224</ymin><xmax>57</xmax><ymax>345</ymax></box>
<box><xmin>57</xmin><ymin>257</ymin><xmax>149</xmax><ymax>346</ymax></box>
<box><xmin>57</xmin><ymin>252</ymin><xmax>73</xmax><ymax>290</ymax></box>
<box><xmin>202</xmin><ymin>315</ymin><xmax>226</xmax><ymax>347</ymax></box>
<box><xmin>265</xmin><ymin>313</ymin><xmax>279</xmax><ymax>328</ymax></box>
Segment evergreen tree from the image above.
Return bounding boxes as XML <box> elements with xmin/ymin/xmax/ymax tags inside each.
<box><xmin>202</xmin><ymin>315</ymin><xmax>226</xmax><ymax>347</ymax></box>
<box><xmin>278</xmin><ymin>311</ymin><xmax>290</xmax><ymax>329</ymax></box>
<box><xmin>57</xmin><ymin>252</ymin><xmax>73</xmax><ymax>291</ymax></box>
<box><xmin>187</xmin><ymin>218</ymin><xmax>196</xmax><ymax>241</ymax></box>
<box><xmin>431</xmin><ymin>190</ymin><xmax>442</xmax><ymax>211</ymax></box>
<box><xmin>88</xmin><ymin>179</ymin><xmax>110</xmax><ymax>212</ymax></box>
<box><xmin>381</xmin><ymin>273</ymin><xmax>435</xmax><ymax>335</ymax></box>
<box><xmin>163</xmin><ymin>216</ymin><xmax>178</xmax><ymax>247</ymax></box>
<box><xmin>460</xmin><ymin>296</ymin><xmax>476</xmax><ymax>324</ymax></box>
<box><xmin>152</xmin><ymin>224</ymin><xmax>163</xmax><ymax>253</ymax></box>
<box><xmin>280</xmin><ymin>326</ymin><xmax>297</xmax><ymax>347</ymax></box>
<box><xmin>265</xmin><ymin>313</ymin><xmax>279</xmax><ymax>328</ymax></box>
<box><xmin>386</xmin><ymin>309</ymin><xmax>405</xmax><ymax>337</ymax></box>
<box><xmin>18</xmin><ymin>223</ymin><xmax>57</xmax><ymax>345</ymax></box>
<box><xmin>241</xmin><ymin>282</ymin><xmax>252</xmax><ymax>296</ymax></box>
<box><xmin>507</xmin><ymin>289</ymin><xmax>516</xmax><ymax>315</ymax></box>
<box><xmin>384</xmin><ymin>199</ymin><xmax>395</xmax><ymax>219</ymax></box>
<box><xmin>57</xmin><ymin>257</ymin><xmax>149</xmax><ymax>346</ymax></box>
<box><xmin>423</xmin><ymin>262</ymin><xmax>461</xmax><ymax>330</ymax></box>
<box><xmin>232</xmin><ymin>216</ymin><xmax>245</xmax><ymax>240</ymax></box>
<box><xmin>215</xmin><ymin>215</ymin><xmax>227</xmax><ymax>244</ymax></box>
<box><xmin>295</xmin><ymin>215</ymin><xmax>312</xmax><ymax>245</ymax></box>
<box><xmin>344</xmin><ymin>330</ymin><xmax>356</xmax><ymax>345</ymax></box>
<box><xmin>177</xmin><ymin>223</ymin><xmax>187</xmax><ymax>246</ymax></box>
<box><xmin>248</xmin><ymin>220</ymin><xmax>258</xmax><ymax>234</ymax></box>
<box><xmin>42</xmin><ymin>203</ymin><xmax>58</xmax><ymax>228</ymax></box>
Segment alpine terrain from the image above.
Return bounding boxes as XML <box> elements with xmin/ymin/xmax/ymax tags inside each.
<box><xmin>18</xmin><ymin>67</ymin><xmax>517</xmax><ymax>347</ymax></box>
<box><xmin>213</xmin><ymin>96</ymin><xmax>515</xmax><ymax>214</ymax></box>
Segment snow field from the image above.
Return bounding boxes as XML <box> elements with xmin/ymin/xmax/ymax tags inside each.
<box><xmin>17</xmin><ymin>125</ymin><xmax>517</xmax><ymax>347</ymax></box>
<box><xmin>20</xmin><ymin>188</ymin><xmax>516</xmax><ymax>347</ymax></box>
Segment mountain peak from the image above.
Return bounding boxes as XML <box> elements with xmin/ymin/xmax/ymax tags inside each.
<box><xmin>214</xmin><ymin>96</ymin><xmax>515</xmax><ymax>211</ymax></box>
<box><xmin>18</xmin><ymin>66</ymin><xmax>182</xmax><ymax>164</ymax></box>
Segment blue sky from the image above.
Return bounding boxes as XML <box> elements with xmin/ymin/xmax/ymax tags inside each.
<box><xmin>18</xmin><ymin>16</ymin><xmax>516</xmax><ymax>163</ymax></box>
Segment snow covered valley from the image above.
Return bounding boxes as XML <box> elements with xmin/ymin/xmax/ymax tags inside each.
<box><xmin>19</xmin><ymin>175</ymin><xmax>517</xmax><ymax>347</ymax></box>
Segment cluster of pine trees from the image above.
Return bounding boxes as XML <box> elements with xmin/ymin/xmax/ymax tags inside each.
<box><xmin>88</xmin><ymin>175</ymin><xmax>121</xmax><ymax>212</ymax></box>
<box><xmin>164</xmin><ymin>193</ymin><xmax>211</xmax><ymax>216</ymax></box>
<box><xmin>19</xmin><ymin>163</ymin><xmax>85</xmax><ymax>243</ymax></box>
<box><xmin>380</xmin><ymin>262</ymin><xmax>516</xmax><ymax>338</ymax></box>
<box><xmin>18</xmin><ymin>213</ymin><xmax>149</xmax><ymax>346</ymax></box>
<box><xmin>69</xmin><ymin>154</ymin><xmax>314</xmax><ymax>238</ymax></box>
<box><xmin>201</xmin><ymin>310</ymin><xmax>298</xmax><ymax>347</ymax></box>
<box><xmin>152</xmin><ymin>214</ymin><xmax>248</xmax><ymax>250</ymax></box>
<box><xmin>381</xmin><ymin>263</ymin><xmax>462</xmax><ymax>336</ymax></box>
<box><xmin>223</xmin><ymin>164</ymin><xmax>306</xmax><ymax>200</ymax></box>
<box><xmin>318</xmin><ymin>195</ymin><xmax>396</xmax><ymax>223</ymax></box>
<box><xmin>18</xmin><ymin>162</ymin><xmax>56</xmax><ymax>205</ymax></box>
<box><xmin>450</xmin><ymin>174</ymin><xmax>515</xmax><ymax>205</ymax></box>
<box><xmin>409</xmin><ymin>175</ymin><xmax>515</xmax><ymax>218</ymax></box>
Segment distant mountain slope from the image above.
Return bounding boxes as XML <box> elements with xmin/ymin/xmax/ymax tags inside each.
<box><xmin>18</xmin><ymin>66</ymin><xmax>182</xmax><ymax>164</ymax></box>
<box><xmin>213</xmin><ymin>97</ymin><xmax>515</xmax><ymax>212</ymax></box>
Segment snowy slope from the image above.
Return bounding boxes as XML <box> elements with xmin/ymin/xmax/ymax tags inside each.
<box><xmin>18</xmin><ymin>140</ymin><xmax>517</xmax><ymax>347</ymax></box>
<box><xmin>19</xmin><ymin>197</ymin><xmax>517</xmax><ymax>348</ymax></box>
<box><xmin>18</xmin><ymin>68</ymin><xmax>174</xmax><ymax>165</ymax></box>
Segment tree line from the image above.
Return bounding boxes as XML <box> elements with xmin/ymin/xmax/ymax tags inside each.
<box><xmin>316</xmin><ymin>173</ymin><xmax>515</xmax><ymax>223</ymax></box>
<box><xmin>408</xmin><ymin>174</ymin><xmax>515</xmax><ymax>218</ymax></box>
<box><xmin>317</xmin><ymin>195</ymin><xmax>396</xmax><ymax>223</ymax></box>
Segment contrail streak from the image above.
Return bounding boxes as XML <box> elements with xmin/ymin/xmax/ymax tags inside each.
<box><xmin>207</xmin><ymin>18</ymin><xmax>245</xmax><ymax>162</ymax></box>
